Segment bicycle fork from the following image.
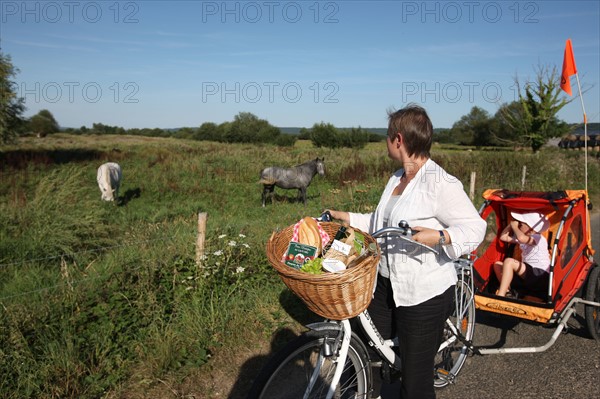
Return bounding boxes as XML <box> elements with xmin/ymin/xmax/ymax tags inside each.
<box><xmin>305</xmin><ymin>319</ymin><xmax>352</xmax><ymax>399</ymax></box>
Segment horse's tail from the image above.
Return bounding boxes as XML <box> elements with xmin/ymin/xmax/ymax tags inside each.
<box><xmin>259</xmin><ymin>177</ymin><xmax>276</xmax><ymax>185</ymax></box>
<box><xmin>259</xmin><ymin>167</ymin><xmax>277</xmax><ymax>185</ymax></box>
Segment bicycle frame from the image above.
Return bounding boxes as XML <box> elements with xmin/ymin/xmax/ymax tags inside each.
<box><xmin>302</xmin><ymin>257</ymin><xmax>475</xmax><ymax>399</ymax></box>
<box><xmin>253</xmin><ymin>221</ymin><xmax>477</xmax><ymax>399</ymax></box>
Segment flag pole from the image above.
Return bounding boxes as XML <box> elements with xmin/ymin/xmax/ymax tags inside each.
<box><xmin>574</xmin><ymin>73</ymin><xmax>588</xmax><ymax>194</ymax></box>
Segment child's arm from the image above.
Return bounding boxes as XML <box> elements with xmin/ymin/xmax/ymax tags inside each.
<box><xmin>498</xmin><ymin>224</ymin><xmax>514</xmax><ymax>242</ymax></box>
<box><xmin>510</xmin><ymin>221</ymin><xmax>534</xmax><ymax>245</ymax></box>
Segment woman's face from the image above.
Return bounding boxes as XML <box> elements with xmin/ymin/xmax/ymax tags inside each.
<box><xmin>386</xmin><ymin>131</ymin><xmax>401</xmax><ymax>161</ymax></box>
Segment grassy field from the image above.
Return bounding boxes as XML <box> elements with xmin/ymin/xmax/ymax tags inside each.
<box><xmin>1</xmin><ymin>134</ymin><xmax>599</xmax><ymax>398</ymax></box>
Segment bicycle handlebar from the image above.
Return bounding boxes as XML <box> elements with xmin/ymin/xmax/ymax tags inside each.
<box><xmin>317</xmin><ymin>211</ymin><xmax>333</xmax><ymax>222</ymax></box>
<box><xmin>371</xmin><ymin>223</ymin><xmax>439</xmax><ymax>256</ymax></box>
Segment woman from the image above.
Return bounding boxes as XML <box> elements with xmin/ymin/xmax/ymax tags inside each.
<box><xmin>328</xmin><ymin>104</ymin><xmax>486</xmax><ymax>399</ymax></box>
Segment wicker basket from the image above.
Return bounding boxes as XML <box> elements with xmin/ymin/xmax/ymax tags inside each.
<box><xmin>266</xmin><ymin>222</ymin><xmax>380</xmax><ymax>320</ymax></box>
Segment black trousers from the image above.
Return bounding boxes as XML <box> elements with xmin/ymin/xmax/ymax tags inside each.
<box><xmin>367</xmin><ymin>276</ymin><xmax>454</xmax><ymax>399</ymax></box>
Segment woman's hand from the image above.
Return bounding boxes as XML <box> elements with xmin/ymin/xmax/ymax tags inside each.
<box><xmin>412</xmin><ymin>226</ymin><xmax>447</xmax><ymax>247</ymax></box>
<box><xmin>325</xmin><ymin>209</ymin><xmax>350</xmax><ymax>224</ymax></box>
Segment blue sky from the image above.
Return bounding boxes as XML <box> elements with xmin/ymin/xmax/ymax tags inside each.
<box><xmin>2</xmin><ymin>0</ymin><xmax>599</xmax><ymax>129</ymax></box>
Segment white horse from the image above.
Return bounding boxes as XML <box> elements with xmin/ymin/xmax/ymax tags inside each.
<box><xmin>97</xmin><ymin>162</ymin><xmax>122</xmax><ymax>202</ymax></box>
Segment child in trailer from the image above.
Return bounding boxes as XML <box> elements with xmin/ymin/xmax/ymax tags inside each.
<box><xmin>494</xmin><ymin>211</ymin><xmax>551</xmax><ymax>297</ymax></box>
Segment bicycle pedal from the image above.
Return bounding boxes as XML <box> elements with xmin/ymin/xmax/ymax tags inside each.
<box><xmin>436</xmin><ymin>368</ymin><xmax>449</xmax><ymax>376</ymax></box>
<box><xmin>435</xmin><ymin>368</ymin><xmax>455</xmax><ymax>384</ymax></box>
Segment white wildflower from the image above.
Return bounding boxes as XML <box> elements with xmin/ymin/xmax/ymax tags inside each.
<box><xmin>242</xmin><ymin>243</ymin><xmax>250</xmax><ymax>248</ymax></box>
<box><xmin>218</xmin><ymin>234</ymin><xmax>227</xmax><ymax>239</ymax></box>
<box><xmin>236</xmin><ymin>266</ymin><xmax>245</xmax><ymax>274</ymax></box>
<box><xmin>228</xmin><ymin>240</ymin><xmax>237</xmax><ymax>247</ymax></box>
<box><xmin>238</xmin><ymin>234</ymin><xmax>246</xmax><ymax>238</ymax></box>
<box><xmin>213</xmin><ymin>250</ymin><xmax>223</xmax><ymax>256</ymax></box>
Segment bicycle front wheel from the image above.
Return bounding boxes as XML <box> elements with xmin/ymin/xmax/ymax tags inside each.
<box><xmin>434</xmin><ymin>278</ymin><xmax>476</xmax><ymax>388</ymax></box>
<box><xmin>247</xmin><ymin>328</ymin><xmax>372</xmax><ymax>399</ymax></box>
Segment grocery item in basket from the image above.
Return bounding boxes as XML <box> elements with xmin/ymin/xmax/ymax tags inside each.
<box><xmin>297</xmin><ymin>216</ymin><xmax>324</xmax><ymax>253</ymax></box>
<box><xmin>300</xmin><ymin>257</ymin><xmax>324</xmax><ymax>274</ymax></box>
<box><xmin>323</xmin><ymin>238</ymin><xmax>353</xmax><ymax>263</ymax></box>
<box><xmin>322</xmin><ymin>258</ymin><xmax>346</xmax><ymax>273</ymax></box>
<box><xmin>322</xmin><ymin>225</ymin><xmax>347</xmax><ymax>256</ymax></box>
<box><xmin>283</xmin><ymin>241</ymin><xmax>318</xmax><ymax>269</ymax></box>
<box><xmin>346</xmin><ymin>228</ymin><xmax>367</xmax><ymax>255</ymax></box>
<box><xmin>322</xmin><ymin>227</ymin><xmax>367</xmax><ymax>267</ymax></box>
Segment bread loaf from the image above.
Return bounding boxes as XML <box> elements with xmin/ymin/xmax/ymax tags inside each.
<box><xmin>297</xmin><ymin>217</ymin><xmax>322</xmax><ymax>253</ymax></box>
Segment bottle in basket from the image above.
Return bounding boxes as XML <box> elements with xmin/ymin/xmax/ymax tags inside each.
<box><xmin>322</xmin><ymin>226</ymin><xmax>347</xmax><ymax>256</ymax></box>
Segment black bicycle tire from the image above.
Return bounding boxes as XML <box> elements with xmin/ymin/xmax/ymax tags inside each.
<box><xmin>246</xmin><ymin>328</ymin><xmax>372</xmax><ymax>399</ymax></box>
<box><xmin>584</xmin><ymin>265</ymin><xmax>600</xmax><ymax>341</ymax></box>
<box><xmin>434</xmin><ymin>279</ymin><xmax>476</xmax><ymax>388</ymax></box>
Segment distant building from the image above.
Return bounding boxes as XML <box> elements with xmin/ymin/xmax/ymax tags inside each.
<box><xmin>558</xmin><ymin>125</ymin><xmax>600</xmax><ymax>150</ymax></box>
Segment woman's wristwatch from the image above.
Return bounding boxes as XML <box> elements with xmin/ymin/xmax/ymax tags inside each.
<box><xmin>438</xmin><ymin>230</ymin><xmax>446</xmax><ymax>245</ymax></box>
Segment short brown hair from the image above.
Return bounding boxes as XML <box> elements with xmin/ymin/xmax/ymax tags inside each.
<box><xmin>387</xmin><ymin>104</ymin><xmax>433</xmax><ymax>158</ymax></box>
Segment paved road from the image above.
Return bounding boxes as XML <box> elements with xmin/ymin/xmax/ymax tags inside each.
<box><xmin>382</xmin><ymin>213</ymin><xmax>600</xmax><ymax>399</ymax></box>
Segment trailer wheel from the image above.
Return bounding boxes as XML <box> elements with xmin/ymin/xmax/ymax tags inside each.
<box><xmin>584</xmin><ymin>265</ymin><xmax>600</xmax><ymax>340</ymax></box>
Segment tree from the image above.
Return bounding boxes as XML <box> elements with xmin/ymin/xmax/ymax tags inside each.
<box><xmin>194</xmin><ymin>122</ymin><xmax>219</xmax><ymax>141</ymax></box>
<box><xmin>29</xmin><ymin>109</ymin><xmax>59</xmax><ymax>137</ymax></box>
<box><xmin>499</xmin><ymin>64</ymin><xmax>572</xmax><ymax>152</ymax></box>
<box><xmin>339</xmin><ymin>126</ymin><xmax>369</xmax><ymax>149</ymax></box>
<box><xmin>224</xmin><ymin>112</ymin><xmax>281</xmax><ymax>144</ymax></box>
<box><xmin>433</xmin><ymin>128</ymin><xmax>457</xmax><ymax>144</ymax></box>
<box><xmin>1</xmin><ymin>52</ymin><xmax>26</xmax><ymax>144</ymax></box>
<box><xmin>490</xmin><ymin>101</ymin><xmax>524</xmax><ymax>145</ymax></box>
<box><xmin>174</xmin><ymin>127</ymin><xmax>195</xmax><ymax>139</ymax></box>
<box><xmin>310</xmin><ymin>122</ymin><xmax>339</xmax><ymax>148</ymax></box>
<box><xmin>449</xmin><ymin>106</ymin><xmax>494</xmax><ymax>146</ymax></box>
<box><xmin>298</xmin><ymin>127</ymin><xmax>311</xmax><ymax>140</ymax></box>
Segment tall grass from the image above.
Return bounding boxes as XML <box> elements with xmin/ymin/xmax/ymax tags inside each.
<box><xmin>1</xmin><ymin>134</ymin><xmax>598</xmax><ymax>398</ymax></box>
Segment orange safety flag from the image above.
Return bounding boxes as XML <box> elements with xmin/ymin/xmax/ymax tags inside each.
<box><xmin>560</xmin><ymin>39</ymin><xmax>577</xmax><ymax>96</ymax></box>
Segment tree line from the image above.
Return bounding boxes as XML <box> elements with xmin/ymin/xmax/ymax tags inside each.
<box><xmin>1</xmin><ymin>51</ymin><xmax>583</xmax><ymax>151</ymax></box>
<box><xmin>56</xmin><ymin>113</ymin><xmax>384</xmax><ymax>149</ymax></box>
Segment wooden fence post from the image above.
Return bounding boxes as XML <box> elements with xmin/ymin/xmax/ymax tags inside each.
<box><xmin>521</xmin><ymin>165</ymin><xmax>527</xmax><ymax>190</ymax></box>
<box><xmin>469</xmin><ymin>171</ymin><xmax>476</xmax><ymax>201</ymax></box>
<box><xmin>196</xmin><ymin>212</ymin><xmax>207</xmax><ymax>266</ymax></box>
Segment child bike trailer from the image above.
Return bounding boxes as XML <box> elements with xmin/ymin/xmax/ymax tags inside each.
<box><xmin>472</xmin><ymin>189</ymin><xmax>599</xmax><ymax>354</ymax></box>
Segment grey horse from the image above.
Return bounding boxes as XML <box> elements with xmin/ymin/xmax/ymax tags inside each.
<box><xmin>259</xmin><ymin>157</ymin><xmax>325</xmax><ymax>207</ymax></box>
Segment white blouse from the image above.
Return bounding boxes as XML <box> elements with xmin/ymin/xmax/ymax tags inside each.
<box><xmin>348</xmin><ymin>159</ymin><xmax>486</xmax><ymax>306</ymax></box>
<box><xmin>520</xmin><ymin>234</ymin><xmax>550</xmax><ymax>272</ymax></box>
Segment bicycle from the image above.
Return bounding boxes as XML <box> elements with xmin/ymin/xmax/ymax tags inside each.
<box><xmin>247</xmin><ymin>217</ymin><xmax>477</xmax><ymax>399</ymax></box>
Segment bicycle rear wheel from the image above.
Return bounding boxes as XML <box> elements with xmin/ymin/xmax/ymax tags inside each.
<box><xmin>434</xmin><ymin>279</ymin><xmax>475</xmax><ymax>388</ymax></box>
<box><xmin>247</xmin><ymin>328</ymin><xmax>372</xmax><ymax>399</ymax></box>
